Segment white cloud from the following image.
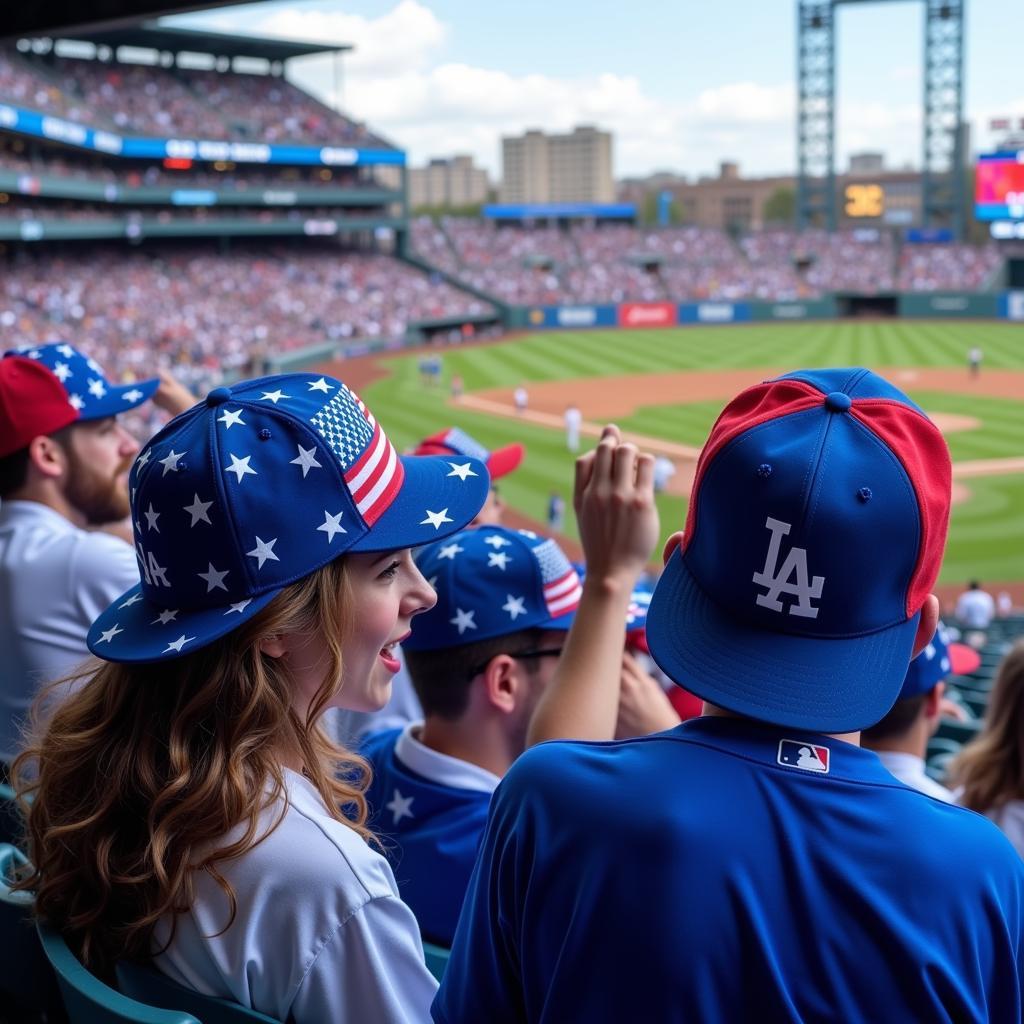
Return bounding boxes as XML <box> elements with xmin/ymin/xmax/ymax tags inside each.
<box><xmin>200</xmin><ymin>1</ymin><xmax>978</xmax><ymax>180</ymax></box>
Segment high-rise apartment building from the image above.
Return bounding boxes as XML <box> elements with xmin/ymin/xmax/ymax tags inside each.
<box><xmin>500</xmin><ymin>126</ymin><xmax>614</xmax><ymax>204</ymax></box>
<box><xmin>408</xmin><ymin>155</ymin><xmax>490</xmax><ymax>210</ymax></box>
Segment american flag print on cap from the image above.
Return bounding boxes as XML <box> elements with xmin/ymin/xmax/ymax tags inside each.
<box><xmin>311</xmin><ymin>385</ymin><xmax>403</xmax><ymax>525</ymax></box>
<box><xmin>533</xmin><ymin>538</ymin><xmax>584</xmax><ymax>616</ymax></box>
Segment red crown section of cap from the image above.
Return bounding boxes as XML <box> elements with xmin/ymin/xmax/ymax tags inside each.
<box><xmin>683</xmin><ymin>379</ymin><xmax>823</xmax><ymax>549</ymax></box>
<box><xmin>0</xmin><ymin>355</ymin><xmax>80</xmax><ymax>458</ymax></box>
<box><xmin>850</xmin><ymin>399</ymin><xmax>951</xmax><ymax>616</ymax></box>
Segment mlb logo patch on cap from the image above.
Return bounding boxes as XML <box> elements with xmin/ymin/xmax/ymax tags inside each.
<box><xmin>777</xmin><ymin>739</ymin><xmax>830</xmax><ymax>774</ymax></box>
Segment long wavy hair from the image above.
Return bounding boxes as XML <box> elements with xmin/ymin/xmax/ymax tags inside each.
<box><xmin>13</xmin><ymin>556</ymin><xmax>372</xmax><ymax>977</ymax></box>
<box><xmin>949</xmin><ymin>640</ymin><xmax>1024</xmax><ymax>815</ymax></box>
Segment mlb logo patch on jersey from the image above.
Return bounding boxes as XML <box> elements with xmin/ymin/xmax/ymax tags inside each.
<box><xmin>777</xmin><ymin>739</ymin><xmax>830</xmax><ymax>774</ymax></box>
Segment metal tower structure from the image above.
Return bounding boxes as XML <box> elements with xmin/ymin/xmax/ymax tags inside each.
<box><xmin>797</xmin><ymin>0</ymin><xmax>965</xmax><ymax>238</ymax></box>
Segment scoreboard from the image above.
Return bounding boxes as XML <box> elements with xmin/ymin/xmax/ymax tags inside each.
<box><xmin>976</xmin><ymin>152</ymin><xmax>1024</xmax><ymax>221</ymax></box>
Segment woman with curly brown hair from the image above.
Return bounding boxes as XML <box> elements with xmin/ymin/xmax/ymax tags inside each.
<box><xmin>14</xmin><ymin>372</ymin><xmax>489</xmax><ymax>1022</ymax></box>
<box><xmin>950</xmin><ymin>640</ymin><xmax>1024</xmax><ymax>858</ymax></box>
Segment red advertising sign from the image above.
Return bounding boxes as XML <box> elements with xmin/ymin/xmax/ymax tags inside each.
<box><xmin>617</xmin><ymin>302</ymin><xmax>678</xmax><ymax>328</ymax></box>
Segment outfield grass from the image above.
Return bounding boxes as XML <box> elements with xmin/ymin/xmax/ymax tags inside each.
<box><xmin>361</xmin><ymin>321</ymin><xmax>1024</xmax><ymax>584</ymax></box>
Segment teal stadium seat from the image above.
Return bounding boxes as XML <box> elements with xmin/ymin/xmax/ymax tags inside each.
<box><xmin>116</xmin><ymin>959</ymin><xmax>282</xmax><ymax>1022</ymax></box>
<box><xmin>0</xmin><ymin>841</ymin><xmax>65</xmax><ymax>1020</ymax></box>
<box><xmin>423</xmin><ymin>940</ymin><xmax>451</xmax><ymax>982</ymax></box>
<box><xmin>36</xmin><ymin>920</ymin><xmax>198</xmax><ymax>1024</ymax></box>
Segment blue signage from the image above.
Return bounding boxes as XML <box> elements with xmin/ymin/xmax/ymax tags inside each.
<box><xmin>484</xmin><ymin>203</ymin><xmax>635</xmax><ymax>221</ymax></box>
<box><xmin>678</xmin><ymin>302</ymin><xmax>750</xmax><ymax>324</ymax></box>
<box><xmin>0</xmin><ymin>103</ymin><xmax>404</xmax><ymax>167</ymax></box>
<box><xmin>527</xmin><ymin>305</ymin><xmax>618</xmax><ymax>328</ymax></box>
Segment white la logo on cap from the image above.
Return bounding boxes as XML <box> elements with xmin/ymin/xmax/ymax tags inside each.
<box><xmin>752</xmin><ymin>517</ymin><xmax>825</xmax><ymax>619</ymax></box>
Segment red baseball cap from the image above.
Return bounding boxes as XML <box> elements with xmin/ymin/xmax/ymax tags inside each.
<box><xmin>0</xmin><ymin>356</ymin><xmax>80</xmax><ymax>458</ymax></box>
<box><xmin>414</xmin><ymin>427</ymin><xmax>524</xmax><ymax>481</ymax></box>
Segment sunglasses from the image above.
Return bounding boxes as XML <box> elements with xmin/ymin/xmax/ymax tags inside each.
<box><xmin>467</xmin><ymin>646</ymin><xmax>564</xmax><ymax>682</ymax></box>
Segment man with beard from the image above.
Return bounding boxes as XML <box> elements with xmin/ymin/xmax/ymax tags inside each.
<box><xmin>0</xmin><ymin>344</ymin><xmax>189</xmax><ymax>771</ymax></box>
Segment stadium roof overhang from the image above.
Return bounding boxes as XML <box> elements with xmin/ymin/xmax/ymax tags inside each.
<box><xmin>54</xmin><ymin>24</ymin><xmax>350</xmax><ymax>61</ymax></box>
<box><xmin>2</xmin><ymin>3</ymin><xmax>252</xmax><ymax>40</ymax></box>
<box><xmin>9</xmin><ymin>18</ymin><xmax>349</xmax><ymax>62</ymax></box>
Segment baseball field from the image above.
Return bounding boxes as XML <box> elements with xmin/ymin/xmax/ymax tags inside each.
<box><xmin>336</xmin><ymin>320</ymin><xmax>1024</xmax><ymax>599</ymax></box>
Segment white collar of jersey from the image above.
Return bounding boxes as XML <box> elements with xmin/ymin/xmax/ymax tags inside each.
<box><xmin>394</xmin><ymin>722</ymin><xmax>502</xmax><ymax>795</ymax></box>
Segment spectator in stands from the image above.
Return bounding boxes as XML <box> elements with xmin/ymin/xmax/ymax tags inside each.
<box><xmin>434</xmin><ymin>369</ymin><xmax>1024</xmax><ymax>1023</ymax></box>
<box><xmin>862</xmin><ymin>625</ymin><xmax>980</xmax><ymax>800</ymax></box>
<box><xmin>0</xmin><ymin>344</ymin><xmax>187</xmax><ymax>773</ymax></box>
<box><xmin>14</xmin><ymin>372</ymin><xmax>489</xmax><ymax>1021</ymax></box>
<box><xmin>362</xmin><ymin>431</ymin><xmax>667</xmax><ymax>946</ymax></box>
<box><xmin>955</xmin><ymin>580</ymin><xmax>996</xmax><ymax>631</ymax></box>
<box><xmin>950</xmin><ymin>641</ymin><xmax>1024</xmax><ymax>858</ymax></box>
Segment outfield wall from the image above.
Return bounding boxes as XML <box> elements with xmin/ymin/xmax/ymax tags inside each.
<box><xmin>514</xmin><ymin>293</ymin><xmax>1020</xmax><ymax>329</ymax></box>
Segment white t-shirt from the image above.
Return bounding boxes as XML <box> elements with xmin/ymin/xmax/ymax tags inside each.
<box><xmin>0</xmin><ymin>500</ymin><xmax>139</xmax><ymax>764</ymax></box>
<box><xmin>989</xmin><ymin>802</ymin><xmax>1024</xmax><ymax>861</ymax></box>
<box><xmin>955</xmin><ymin>588</ymin><xmax>996</xmax><ymax>630</ymax></box>
<box><xmin>875</xmin><ymin>750</ymin><xmax>954</xmax><ymax>803</ymax></box>
<box><xmin>153</xmin><ymin>768</ymin><xmax>438</xmax><ymax>1022</ymax></box>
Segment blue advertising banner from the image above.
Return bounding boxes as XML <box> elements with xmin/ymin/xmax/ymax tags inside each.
<box><xmin>1001</xmin><ymin>292</ymin><xmax>1024</xmax><ymax>320</ymax></box>
<box><xmin>0</xmin><ymin>103</ymin><xmax>404</xmax><ymax>167</ymax></box>
<box><xmin>526</xmin><ymin>305</ymin><xmax>618</xmax><ymax>328</ymax></box>
<box><xmin>485</xmin><ymin>203</ymin><xmax>635</xmax><ymax>221</ymax></box>
<box><xmin>678</xmin><ymin>301</ymin><xmax>751</xmax><ymax>323</ymax></box>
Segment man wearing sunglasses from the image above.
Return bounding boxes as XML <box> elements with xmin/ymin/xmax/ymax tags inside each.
<box><xmin>361</xmin><ymin>524</ymin><xmax>580</xmax><ymax>948</ymax></box>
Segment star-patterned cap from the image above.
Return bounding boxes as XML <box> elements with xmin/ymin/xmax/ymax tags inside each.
<box><xmin>403</xmin><ymin>525</ymin><xmax>582</xmax><ymax>652</ymax></box>
<box><xmin>897</xmin><ymin>622</ymin><xmax>981</xmax><ymax>701</ymax></box>
<box><xmin>86</xmin><ymin>372</ymin><xmax>489</xmax><ymax>663</ymax></box>
<box><xmin>414</xmin><ymin>427</ymin><xmax>524</xmax><ymax>481</ymax></box>
<box><xmin>4</xmin><ymin>342</ymin><xmax>159</xmax><ymax>420</ymax></box>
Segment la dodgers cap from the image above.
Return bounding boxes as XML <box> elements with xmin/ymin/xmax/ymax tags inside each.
<box><xmin>403</xmin><ymin>525</ymin><xmax>582</xmax><ymax>652</ymax></box>
<box><xmin>898</xmin><ymin>622</ymin><xmax>980</xmax><ymax>701</ymax></box>
<box><xmin>87</xmin><ymin>373</ymin><xmax>489</xmax><ymax>663</ymax></box>
<box><xmin>415</xmin><ymin>427</ymin><xmax>524</xmax><ymax>481</ymax></box>
<box><xmin>0</xmin><ymin>356</ymin><xmax>80</xmax><ymax>457</ymax></box>
<box><xmin>646</xmin><ymin>368</ymin><xmax>952</xmax><ymax>733</ymax></box>
<box><xmin>4</xmin><ymin>342</ymin><xmax>159</xmax><ymax>421</ymax></box>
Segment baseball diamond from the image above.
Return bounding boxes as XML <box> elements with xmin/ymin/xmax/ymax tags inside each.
<box><xmin>323</xmin><ymin>319</ymin><xmax>1024</xmax><ymax>603</ymax></box>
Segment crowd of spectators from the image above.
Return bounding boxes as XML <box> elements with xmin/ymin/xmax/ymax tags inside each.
<box><xmin>0</xmin><ymin>48</ymin><xmax>392</xmax><ymax>149</ymax></box>
<box><xmin>0</xmin><ymin>244</ymin><xmax>494</xmax><ymax>391</ymax></box>
<box><xmin>414</xmin><ymin>218</ymin><xmax>1002</xmax><ymax>304</ymax></box>
<box><xmin>898</xmin><ymin>243</ymin><xmax>1004</xmax><ymax>291</ymax></box>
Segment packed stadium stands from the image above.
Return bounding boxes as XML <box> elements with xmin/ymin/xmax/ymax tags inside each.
<box><xmin>412</xmin><ymin>218</ymin><xmax>1002</xmax><ymax>304</ymax></box>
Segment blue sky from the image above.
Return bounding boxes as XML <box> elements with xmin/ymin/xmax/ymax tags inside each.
<box><xmin>174</xmin><ymin>0</ymin><xmax>1024</xmax><ymax>180</ymax></box>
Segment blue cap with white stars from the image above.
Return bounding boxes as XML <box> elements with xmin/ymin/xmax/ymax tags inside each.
<box><xmin>897</xmin><ymin>622</ymin><xmax>980</xmax><ymax>701</ymax></box>
<box><xmin>4</xmin><ymin>341</ymin><xmax>159</xmax><ymax>418</ymax></box>
<box><xmin>86</xmin><ymin>372</ymin><xmax>489</xmax><ymax>663</ymax></box>
<box><xmin>402</xmin><ymin>525</ymin><xmax>582</xmax><ymax>652</ymax></box>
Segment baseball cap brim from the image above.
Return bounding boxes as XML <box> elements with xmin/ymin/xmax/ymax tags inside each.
<box><xmin>646</xmin><ymin>548</ymin><xmax>921</xmax><ymax>733</ymax></box>
<box><xmin>87</xmin><ymin>585</ymin><xmax>279</xmax><ymax>664</ymax></box>
<box><xmin>347</xmin><ymin>454</ymin><xmax>490</xmax><ymax>552</ymax></box>
<box><xmin>486</xmin><ymin>443</ymin><xmax>524</xmax><ymax>480</ymax></box>
<box><xmin>949</xmin><ymin>643</ymin><xmax>981</xmax><ymax>676</ymax></box>
<box><xmin>80</xmin><ymin>377</ymin><xmax>160</xmax><ymax>420</ymax></box>
<box><xmin>86</xmin><ymin>453</ymin><xmax>489</xmax><ymax>663</ymax></box>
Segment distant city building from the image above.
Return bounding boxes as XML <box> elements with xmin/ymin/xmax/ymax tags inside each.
<box><xmin>500</xmin><ymin>126</ymin><xmax>614</xmax><ymax>204</ymax></box>
<box><xmin>408</xmin><ymin>155</ymin><xmax>490</xmax><ymax>210</ymax></box>
<box><xmin>619</xmin><ymin>160</ymin><xmax>927</xmax><ymax>231</ymax></box>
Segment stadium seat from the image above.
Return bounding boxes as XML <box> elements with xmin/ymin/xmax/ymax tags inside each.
<box><xmin>934</xmin><ymin>718</ymin><xmax>982</xmax><ymax>746</ymax></box>
<box><xmin>36</xmin><ymin>920</ymin><xmax>198</xmax><ymax>1024</ymax></box>
<box><xmin>0</xmin><ymin>781</ymin><xmax>22</xmax><ymax>847</ymax></box>
<box><xmin>0</xmin><ymin>842</ymin><xmax>65</xmax><ymax>1020</ymax></box>
<box><xmin>423</xmin><ymin>940</ymin><xmax>451</xmax><ymax>982</ymax></box>
<box><xmin>116</xmin><ymin>961</ymin><xmax>281</xmax><ymax>1023</ymax></box>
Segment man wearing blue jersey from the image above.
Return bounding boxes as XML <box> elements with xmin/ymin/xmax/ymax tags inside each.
<box><xmin>434</xmin><ymin>369</ymin><xmax>1024</xmax><ymax>1023</ymax></box>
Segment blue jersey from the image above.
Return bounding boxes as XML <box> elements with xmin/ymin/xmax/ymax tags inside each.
<box><xmin>362</xmin><ymin>727</ymin><xmax>496</xmax><ymax>946</ymax></box>
<box><xmin>434</xmin><ymin>716</ymin><xmax>1024</xmax><ymax>1024</ymax></box>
